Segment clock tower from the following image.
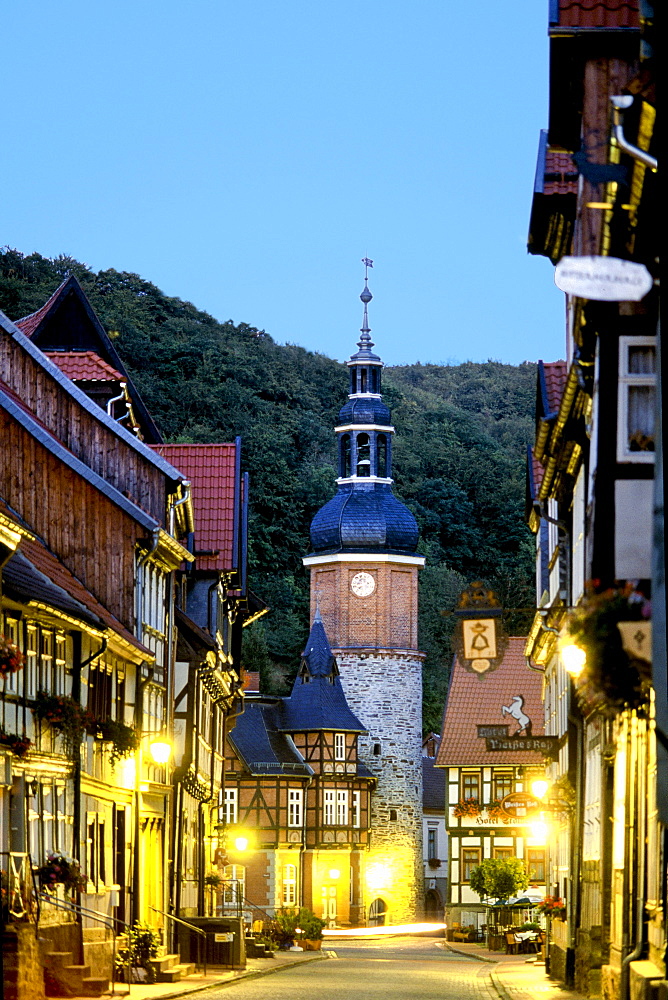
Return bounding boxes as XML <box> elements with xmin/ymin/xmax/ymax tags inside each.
<box><xmin>303</xmin><ymin>265</ymin><xmax>425</xmax><ymax>923</ymax></box>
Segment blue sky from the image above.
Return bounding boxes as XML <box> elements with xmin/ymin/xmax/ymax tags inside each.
<box><xmin>4</xmin><ymin>1</ymin><xmax>564</xmax><ymax>366</ymax></box>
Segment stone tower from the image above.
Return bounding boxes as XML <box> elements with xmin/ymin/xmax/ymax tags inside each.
<box><xmin>303</xmin><ymin>264</ymin><xmax>424</xmax><ymax>923</ymax></box>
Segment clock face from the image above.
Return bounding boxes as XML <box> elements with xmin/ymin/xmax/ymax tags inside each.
<box><xmin>351</xmin><ymin>571</ymin><xmax>375</xmax><ymax>597</ymax></box>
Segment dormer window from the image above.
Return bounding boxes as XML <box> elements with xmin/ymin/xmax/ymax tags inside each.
<box><xmin>356</xmin><ymin>434</ymin><xmax>371</xmax><ymax>476</ymax></box>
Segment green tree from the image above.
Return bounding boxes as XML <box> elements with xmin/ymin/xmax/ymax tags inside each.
<box><xmin>469</xmin><ymin>857</ymin><xmax>530</xmax><ymax>902</ymax></box>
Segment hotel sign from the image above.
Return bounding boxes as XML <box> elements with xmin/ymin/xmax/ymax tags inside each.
<box><xmin>485</xmin><ymin>735</ymin><xmax>560</xmax><ymax>759</ymax></box>
<box><xmin>554</xmin><ymin>256</ymin><xmax>653</xmax><ymax>302</ymax></box>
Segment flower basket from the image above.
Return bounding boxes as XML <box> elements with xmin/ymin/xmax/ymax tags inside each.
<box><xmin>203</xmin><ymin>871</ymin><xmax>224</xmax><ymax>890</ymax></box>
<box><xmin>427</xmin><ymin>857</ymin><xmax>442</xmax><ymax>870</ymax></box>
<box><xmin>0</xmin><ymin>636</ymin><xmax>25</xmax><ymax>678</ymax></box>
<box><xmin>453</xmin><ymin>798</ymin><xmax>481</xmax><ymax>818</ymax></box>
<box><xmin>37</xmin><ymin>852</ymin><xmax>88</xmax><ymax>893</ymax></box>
<box><xmin>566</xmin><ymin>582</ymin><xmax>652</xmax><ymax>715</ymax></box>
<box><xmin>96</xmin><ymin>718</ymin><xmax>140</xmax><ymax>766</ymax></box>
<box><xmin>33</xmin><ymin>693</ymin><xmax>94</xmax><ymax>755</ymax></box>
<box><xmin>536</xmin><ymin>895</ymin><xmax>565</xmax><ymax>917</ymax></box>
<box><xmin>0</xmin><ymin>730</ymin><xmax>32</xmax><ymax>758</ymax></box>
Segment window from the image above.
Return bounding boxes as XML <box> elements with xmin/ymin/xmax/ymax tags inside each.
<box><xmin>462</xmin><ymin>848</ymin><xmax>481</xmax><ymax>882</ymax></box>
<box><xmin>282</xmin><ymin>864</ymin><xmax>297</xmax><ymax>905</ymax></box>
<box><xmin>2</xmin><ymin>617</ymin><xmax>20</xmax><ymax>695</ymax></box>
<box><xmin>356</xmin><ymin>434</ymin><xmax>371</xmax><ymax>477</ymax></box>
<box><xmin>618</xmin><ymin>336</ymin><xmax>656</xmax><ymax>462</ymax></box>
<box><xmin>340</xmin><ymin>434</ymin><xmax>351</xmax><ymax>478</ymax></box>
<box><xmin>336</xmin><ymin>790</ymin><xmax>348</xmax><ymax>825</ymax></box>
<box><xmin>527</xmin><ymin>849</ymin><xmax>546</xmax><ymax>882</ymax></box>
<box><xmin>323</xmin><ymin>790</ymin><xmax>335</xmax><ymax>826</ymax></box>
<box><xmin>462</xmin><ymin>772</ymin><xmax>480</xmax><ymax>801</ymax></box>
<box><xmin>223</xmin><ymin>865</ymin><xmax>245</xmax><ymax>906</ymax></box>
<box><xmin>334</xmin><ymin>733</ymin><xmax>345</xmax><ymax>761</ymax></box>
<box><xmin>389</xmin><ymin>809</ymin><xmax>397</xmax><ymax>821</ymax></box>
<box><xmin>220</xmin><ymin>787</ymin><xmax>238</xmax><ymax>825</ymax></box>
<box><xmin>376</xmin><ymin>434</ymin><xmax>387</xmax><ymax>478</ymax></box>
<box><xmin>352</xmin><ymin>791</ymin><xmax>361</xmax><ymax>828</ymax></box>
<box><xmin>373</xmin><ymin>743</ymin><xmax>381</xmax><ymax>756</ymax></box>
<box><xmin>494</xmin><ymin>847</ymin><xmax>513</xmax><ymax>861</ymax></box>
<box><xmin>427</xmin><ymin>828</ymin><xmax>438</xmax><ymax>860</ymax></box>
<box><xmin>493</xmin><ymin>773</ymin><xmax>513</xmax><ymax>802</ymax></box>
<box><xmin>88</xmin><ymin>661</ymin><xmax>112</xmax><ymax>720</ymax></box>
<box><xmin>288</xmin><ymin>788</ymin><xmax>303</xmax><ymax>828</ymax></box>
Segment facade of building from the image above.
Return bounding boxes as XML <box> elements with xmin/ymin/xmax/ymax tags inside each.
<box><xmin>435</xmin><ymin>639</ymin><xmax>548</xmax><ymax>932</ymax></box>
<box><xmin>303</xmin><ymin>273</ymin><xmax>425</xmax><ymax>923</ymax></box>
<box><xmin>525</xmin><ymin>2</ymin><xmax>662</xmax><ymax>997</ymax></box>
<box><xmin>422</xmin><ymin>734</ymin><xmax>447</xmax><ymax>917</ymax></box>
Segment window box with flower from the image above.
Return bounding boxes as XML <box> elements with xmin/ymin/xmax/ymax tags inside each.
<box><xmin>0</xmin><ymin>730</ymin><xmax>32</xmax><ymax>758</ymax></box>
<box><xmin>453</xmin><ymin>798</ymin><xmax>481</xmax><ymax>818</ymax></box>
<box><xmin>0</xmin><ymin>636</ymin><xmax>25</xmax><ymax>679</ymax></box>
<box><xmin>37</xmin><ymin>852</ymin><xmax>88</xmax><ymax>893</ymax></box>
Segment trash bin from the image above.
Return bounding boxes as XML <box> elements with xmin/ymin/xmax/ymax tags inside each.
<box><xmin>177</xmin><ymin>916</ymin><xmax>246</xmax><ymax>970</ymax></box>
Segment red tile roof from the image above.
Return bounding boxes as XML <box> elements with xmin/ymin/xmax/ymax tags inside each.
<box><xmin>544</xmin><ymin>151</ymin><xmax>579</xmax><ymax>196</ymax></box>
<box><xmin>15</xmin><ymin>281</ymin><xmax>66</xmax><ymax>337</ymax></box>
<box><xmin>557</xmin><ymin>0</ymin><xmax>639</xmax><ymax>29</ymax></box>
<box><xmin>149</xmin><ymin>443</ymin><xmax>238</xmax><ymax>571</ymax></box>
<box><xmin>435</xmin><ymin>639</ymin><xmax>545</xmax><ymax>767</ymax></box>
<box><xmin>43</xmin><ymin>351</ymin><xmax>123</xmax><ymax>382</ymax></box>
<box><xmin>542</xmin><ymin>361</ymin><xmax>568</xmax><ymax>416</ymax></box>
<box><xmin>0</xmin><ymin>502</ymin><xmax>151</xmax><ymax>657</ymax></box>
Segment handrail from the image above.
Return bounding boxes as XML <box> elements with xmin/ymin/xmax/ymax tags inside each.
<box><xmin>239</xmin><ymin>895</ymin><xmax>278</xmax><ymax>926</ymax></box>
<box><xmin>38</xmin><ymin>893</ymin><xmax>130</xmax><ymax>997</ymax></box>
<box><xmin>148</xmin><ymin>905</ymin><xmax>207</xmax><ymax>977</ymax></box>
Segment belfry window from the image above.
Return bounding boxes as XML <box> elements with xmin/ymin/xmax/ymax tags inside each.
<box><xmin>356</xmin><ymin>434</ymin><xmax>371</xmax><ymax>476</ymax></box>
<box><xmin>360</xmin><ymin>368</ymin><xmax>367</xmax><ymax>393</ymax></box>
<box><xmin>377</xmin><ymin>434</ymin><xmax>387</xmax><ymax>478</ymax></box>
<box><xmin>340</xmin><ymin>434</ymin><xmax>351</xmax><ymax>477</ymax></box>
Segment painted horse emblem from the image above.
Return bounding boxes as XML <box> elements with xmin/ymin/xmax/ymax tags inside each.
<box><xmin>501</xmin><ymin>695</ymin><xmax>532</xmax><ymax>736</ymax></box>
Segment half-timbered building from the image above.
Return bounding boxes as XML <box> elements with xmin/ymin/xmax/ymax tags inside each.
<box><xmin>219</xmin><ymin>613</ymin><xmax>375</xmax><ymax>927</ymax></box>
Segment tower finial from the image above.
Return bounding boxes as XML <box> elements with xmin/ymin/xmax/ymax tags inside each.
<box><xmin>358</xmin><ymin>257</ymin><xmax>374</xmax><ymax>352</ymax></box>
<box><xmin>314</xmin><ymin>589</ymin><xmax>323</xmax><ymax>623</ymax></box>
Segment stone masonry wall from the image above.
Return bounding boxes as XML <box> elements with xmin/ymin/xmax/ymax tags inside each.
<box><xmin>335</xmin><ymin>649</ymin><xmax>424</xmax><ymax>922</ymax></box>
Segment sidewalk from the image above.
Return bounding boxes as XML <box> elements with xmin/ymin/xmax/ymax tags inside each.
<box><xmin>99</xmin><ymin>949</ymin><xmax>330</xmax><ymax>1000</ymax></box>
<box><xmin>445</xmin><ymin>941</ymin><xmax>588</xmax><ymax>1000</ymax></box>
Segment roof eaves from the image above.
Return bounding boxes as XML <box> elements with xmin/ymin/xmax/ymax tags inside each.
<box><xmin>0</xmin><ymin>309</ymin><xmax>182</xmax><ymax>485</ymax></box>
<box><xmin>0</xmin><ymin>387</ymin><xmax>159</xmax><ymax>532</ymax></box>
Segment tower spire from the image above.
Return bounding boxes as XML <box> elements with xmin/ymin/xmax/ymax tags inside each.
<box><xmin>358</xmin><ymin>257</ymin><xmax>374</xmax><ymax>353</ymax></box>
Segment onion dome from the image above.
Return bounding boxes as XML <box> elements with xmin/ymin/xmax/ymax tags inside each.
<box><xmin>308</xmin><ymin>261</ymin><xmax>419</xmax><ymax>557</ymax></box>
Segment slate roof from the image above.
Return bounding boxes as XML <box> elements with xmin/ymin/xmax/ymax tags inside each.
<box><xmin>423</xmin><ymin>757</ymin><xmax>445</xmax><ymax>812</ymax></box>
<box><xmin>552</xmin><ymin>0</ymin><xmax>639</xmax><ymax>30</ymax></box>
<box><xmin>338</xmin><ymin>396</ymin><xmax>391</xmax><ymax>426</ymax></box>
<box><xmin>228</xmin><ymin>699</ymin><xmax>313</xmax><ymax>777</ymax></box>
<box><xmin>278</xmin><ymin>616</ymin><xmax>367</xmax><ymax>733</ymax></box>
<box><xmin>149</xmin><ymin>443</ymin><xmax>238</xmax><ymax>572</ymax></box>
<box><xmin>43</xmin><ymin>351</ymin><xmax>124</xmax><ymax>381</ymax></box>
<box><xmin>537</xmin><ymin>360</ymin><xmax>568</xmax><ymax>421</ymax></box>
<box><xmin>0</xmin><ymin>503</ymin><xmax>151</xmax><ymax>655</ymax></box>
<box><xmin>435</xmin><ymin>638</ymin><xmax>545</xmax><ymax>767</ymax></box>
<box><xmin>310</xmin><ymin>482</ymin><xmax>419</xmax><ymax>555</ymax></box>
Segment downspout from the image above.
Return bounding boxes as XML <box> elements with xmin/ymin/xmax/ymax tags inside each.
<box><xmin>621</xmin><ymin>713</ymin><xmax>647</xmax><ymax>999</ymax></box>
<box><xmin>106</xmin><ymin>383</ymin><xmax>127</xmax><ymax>417</ymax></box>
<box><xmin>610</xmin><ymin>96</ymin><xmax>658</xmax><ymax>171</ymax></box>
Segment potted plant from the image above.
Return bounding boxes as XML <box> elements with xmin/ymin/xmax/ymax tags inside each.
<box><xmin>37</xmin><ymin>852</ymin><xmax>88</xmax><ymax>893</ymax></box>
<box><xmin>566</xmin><ymin>581</ymin><xmax>651</xmax><ymax>715</ymax></box>
<box><xmin>298</xmin><ymin>908</ymin><xmax>325</xmax><ymax>950</ymax></box>
<box><xmin>453</xmin><ymin>797</ymin><xmax>481</xmax><ymax>818</ymax></box>
<box><xmin>203</xmin><ymin>871</ymin><xmax>224</xmax><ymax>890</ymax></box>
<box><xmin>115</xmin><ymin>922</ymin><xmax>161</xmax><ymax>983</ymax></box>
<box><xmin>427</xmin><ymin>857</ymin><xmax>441</xmax><ymax>870</ymax></box>
<box><xmin>0</xmin><ymin>636</ymin><xmax>25</xmax><ymax>679</ymax></box>
<box><xmin>536</xmin><ymin>895</ymin><xmax>566</xmax><ymax>919</ymax></box>
<box><xmin>0</xmin><ymin>730</ymin><xmax>32</xmax><ymax>758</ymax></box>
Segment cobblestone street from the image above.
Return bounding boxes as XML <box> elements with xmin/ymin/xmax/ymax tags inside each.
<box><xmin>198</xmin><ymin>938</ymin><xmax>498</xmax><ymax>1000</ymax></box>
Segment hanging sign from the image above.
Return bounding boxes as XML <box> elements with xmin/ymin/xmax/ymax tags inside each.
<box><xmin>485</xmin><ymin>735</ymin><xmax>560</xmax><ymax>759</ymax></box>
<box><xmin>452</xmin><ymin>582</ymin><xmax>506</xmax><ymax>675</ymax></box>
<box><xmin>499</xmin><ymin>792</ymin><xmax>541</xmax><ymax>818</ymax></box>
<box><xmin>554</xmin><ymin>256</ymin><xmax>653</xmax><ymax>301</ymax></box>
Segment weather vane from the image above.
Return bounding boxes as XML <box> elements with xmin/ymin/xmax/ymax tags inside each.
<box><xmin>361</xmin><ymin>257</ymin><xmax>374</xmax><ymax>280</ymax></box>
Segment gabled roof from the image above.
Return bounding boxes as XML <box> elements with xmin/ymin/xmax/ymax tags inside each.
<box><xmin>0</xmin><ymin>308</ymin><xmax>183</xmax><ymax>486</ymax></box>
<box><xmin>228</xmin><ymin>698</ymin><xmax>313</xmax><ymax>777</ymax></box>
<box><xmin>14</xmin><ymin>275</ymin><xmax>162</xmax><ymax>443</ymax></box>
<box><xmin>539</xmin><ymin>360</ymin><xmax>568</xmax><ymax>418</ymax></box>
<box><xmin>43</xmin><ymin>351</ymin><xmax>123</xmax><ymax>382</ymax></box>
<box><xmin>278</xmin><ymin>616</ymin><xmax>367</xmax><ymax>733</ymax></box>
<box><xmin>0</xmin><ymin>383</ymin><xmax>159</xmax><ymax>532</ymax></box>
<box><xmin>435</xmin><ymin>638</ymin><xmax>545</xmax><ymax>767</ymax></box>
<box><xmin>149</xmin><ymin>443</ymin><xmax>239</xmax><ymax>572</ymax></box>
<box><xmin>0</xmin><ymin>502</ymin><xmax>152</xmax><ymax>657</ymax></box>
<box><xmin>528</xmin><ymin>132</ymin><xmax>578</xmax><ymax>262</ymax></box>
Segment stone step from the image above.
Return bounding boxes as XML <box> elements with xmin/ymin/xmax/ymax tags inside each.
<box><xmin>154</xmin><ymin>953</ymin><xmax>181</xmax><ymax>973</ymax></box>
<box><xmin>79</xmin><ymin>979</ymin><xmax>109</xmax><ymax>998</ymax></box>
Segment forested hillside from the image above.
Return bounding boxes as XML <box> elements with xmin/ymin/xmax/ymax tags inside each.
<box><xmin>0</xmin><ymin>248</ymin><xmax>537</xmax><ymax>731</ymax></box>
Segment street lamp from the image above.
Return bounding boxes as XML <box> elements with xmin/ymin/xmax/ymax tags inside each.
<box><xmin>148</xmin><ymin>737</ymin><xmax>172</xmax><ymax>765</ymax></box>
<box><xmin>531</xmin><ymin>779</ymin><xmax>550</xmax><ymax>801</ymax></box>
<box><xmin>559</xmin><ymin>640</ymin><xmax>586</xmax><ymax>678</ymax></box>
